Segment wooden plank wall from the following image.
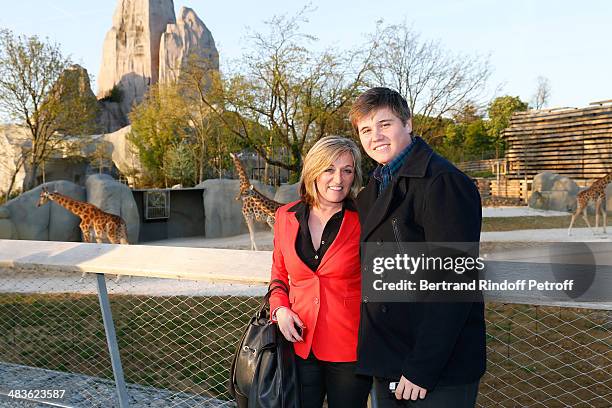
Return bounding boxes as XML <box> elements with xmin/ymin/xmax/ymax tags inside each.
<box><xmin>502</xmin><ymin>104</ymin><xmax>612</xmax><ymax>184</ymax></box>
<box><xmin>458</xmin><ymin>158</ymin><xmax>507</xmax><ymax>174</ymax></box>
<box><xmin>476</xmin><ymin>178</ymin><xmax>530</xmax><ymax>201</ymax></box>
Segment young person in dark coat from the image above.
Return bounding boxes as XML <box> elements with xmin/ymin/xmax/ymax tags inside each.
<box><xmin>350</xmin><ymin>87</ymin><xmax>486</xmax><ymax>407</ymax></box>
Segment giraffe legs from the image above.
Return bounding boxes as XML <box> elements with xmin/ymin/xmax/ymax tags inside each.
<box><xmin>266</xmin><ymin>218</ymin><xmax>275</xmax><ymax>232</ymax></box>
<box><xmin>581</xmin><ymin>207</ymin><xmax>593</xmax><ymax>232</ymax></box>
<box><xmin>568</xmin><ymin>202</ymin><xmax>591</xmax><ymax>236</ymax></box>
<box><xmin>80</xmin><ymin>221</ymin><xmax>92</xmax><ymax>242</ymax></box>
<box><xmin>595</xmin><ymin>197</ymin><xmax>602</xmax><ymax>234</ymax></box>
<box><xmin>597</xmin><ymin>196</ymin><xmax>607</xmax><ymax>234</ymax></box>
<box><xmin>106</xmin><ymin>223</ymin><xmax>120</xmax><ymax>244</ymax></box>
<box><xmin>583</xmin><ymin>196</ymin><xmax>609</xmax><ymax>235</ymax></box>
<box><xmin>119</xmin><ymin>221</ymin><xmax>129</xmax><ymax>244</ymax></box>
<box><xmin>93</xmin><ymin>223</ymin><xmax>105</xmax><ymax>244</ymax></box>
<box><xmin>603</xmin><ymin>202</ymin><xmax>608</xmax><ymax>235</ymax></box>
<box><xmin>568</xmin><ymin>205</ymin><xmax>580</xmax><ymax>236</ymax></box>
<box><xmin>245</xmin><ymin>214</ymin><xmax>258</xmax><ymax>251</ymax></box>
<box><xmin>102</xmin><ymin>220</ymin><xmax>129</xmax><ymax>244</ymax></box>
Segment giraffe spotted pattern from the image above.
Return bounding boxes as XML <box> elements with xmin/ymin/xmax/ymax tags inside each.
<box><xmin>37</xmin><ymin>187</ymin><xmax>129</xmax><ymax>244</ymax></box>
<box><xmin>568</xmin><ymin>173</ymin><xmax>612</xmax><ymax>235</ymax></box>
<box><xmin>229</xmin><ymin>153</ymin><xmax>283</xmax><ymax>250</ymax></box>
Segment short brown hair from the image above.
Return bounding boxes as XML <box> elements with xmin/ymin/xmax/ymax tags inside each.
<box><xmin>299</xmin><ymin>136</ymin><xmax>362</xmax><ymax>207</ymax></box>
<box><xmin>349</xmin><ymin>87</ymin><xmax>411</xmax><ymax>134</ymax></box>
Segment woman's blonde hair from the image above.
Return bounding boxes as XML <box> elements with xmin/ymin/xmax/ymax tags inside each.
<box><xmin>299</xmin><ymin>136</ymin><xmax>362</xmax><ymax>207</ymax></box>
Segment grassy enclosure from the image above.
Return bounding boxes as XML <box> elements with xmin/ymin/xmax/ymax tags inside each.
<box><xmin>1</xmin><ymin>292</ymin><xmax>610</xmax><ymax>406</ymax></box>
<box><xmin>482</xmin><ymin>215</ymin><xmax>611</xmax><ymax>232</ymax></box>
<box><xmin>0</xmin><ymin>293</ymin><xmax>260</xmax><ymax>400</ymax></box>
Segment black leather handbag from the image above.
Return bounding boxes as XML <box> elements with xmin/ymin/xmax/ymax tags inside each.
<box><xmin>229</xmin><ymin>279</ymin><xmax>301</xmax><ymax>408</ymax></box>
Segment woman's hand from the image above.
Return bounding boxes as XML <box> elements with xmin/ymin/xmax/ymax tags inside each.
<box><xmin>276</xmin><ymin>307</ymin><xmax>305</xmax><ymax>342</ymax></box>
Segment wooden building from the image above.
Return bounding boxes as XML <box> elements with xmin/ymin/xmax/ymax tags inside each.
<box><xmin>466</xmin><ymin>101</ymin><xmax>612</xmax><ymax>201</ymax></box>
<box><xmin>503</xmin><ymin>102</ymin><xmax>612</xmax><ymax>185</ymax></box>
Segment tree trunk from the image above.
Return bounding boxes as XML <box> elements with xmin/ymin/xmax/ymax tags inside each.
<box><xmin>4</xmin><ymin>157</ymin><xmax>26</xmax><ymax>202</ymax></box>
<box><xmin>263</xmin><ymin>161</ymin><xmax>270</xmax><ymax>184</ymax></box>
<box><xmin>23</xmin><ymin>162</ymin><xmax>39</xmax><ymax>191</ymax></box>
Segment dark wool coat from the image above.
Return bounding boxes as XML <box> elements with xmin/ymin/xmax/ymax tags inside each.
<box><xmin>355</xmin><ymin>136</ymin><xmax>486</xmax><ymax>390</ymax></box>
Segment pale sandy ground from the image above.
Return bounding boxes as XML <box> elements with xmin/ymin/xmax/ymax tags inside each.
<box><xmin>148</xmin><ymin>230</ymin><xmax>274</xmax><ymax>250</ymax></box>
<box><xmin>481</xmin><ymin>206</ymin><xmax>570</xmax><ymax>218</ymax></box>
<box><xmin>146</xmin><ymin>207</ymin><xmax>608</xmax><ymax>248</ymax></box>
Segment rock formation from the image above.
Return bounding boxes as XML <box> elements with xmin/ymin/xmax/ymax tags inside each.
<box><xmin>274</xmin><ymin>183</ymin><xmax>299</xmax><ymax>204</ymax></box>
<box><xmin>52</xmin><ymin>64</ymin><xmax>101</xmax><ymax>133</ymax></box>
<box><xmin>0</xmin><ymin>206</ymin><xmax>16</xmax><ymax>239</ymax></box>
<box><xmin>528</xmin><ymin>172</ymin><xmax>580</xmax><ymax>212</ymax></box>
<box><xmin>0</xmin><ymin>125</ymin><xmax>30</xmax><ymax>196</ymax></box>
<box><xmin>53</xmin><ymin>64</ymin><xmax>127</xmax><ymax>133</ymax></box>
<box><xmin>3</xmin><ymin>181</ymin><xmax>85</xmax><ymax>241</ymax></box>
<box><xmin>97</xmin><ymin>0</ymin><xmax>218</xmax><ymax>119</ymax></box>
<box><xmin>159</xmin><ymin>7</ymin><xmax>219</xmax><ymax>84</ymax></box>
<box><xmin>98</xmin><ymin>99</ymin><xmax>130</xmax><ymax>133</ymax></box>
<box><xmin>97</xmin><ymin>0</ymin><xmax>176</xmax><ymax>114</ymax></box>
<box><xmin>101</xmin><ymin>125</ymin><xmax>143</xmax><ymax>186</ymax></box>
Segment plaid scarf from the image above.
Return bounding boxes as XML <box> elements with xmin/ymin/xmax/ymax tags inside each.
<box><xmin>373</xmin><ymin>138</ymin><xmax>415</xmax><ymax>195</ymax></box>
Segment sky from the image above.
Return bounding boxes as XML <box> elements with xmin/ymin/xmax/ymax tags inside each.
<box><xmin>0</xmin><ymin>0</ymin><xmax>610</xmax><ymax>110</ymax></box>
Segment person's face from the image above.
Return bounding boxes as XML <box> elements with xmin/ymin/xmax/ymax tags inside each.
<box><xmin>356</xmin><ymin>107</ymin><xmax>412</xmax><ymax>165</ymax></box>
<box><xmin>315</xmin><ymin>151</ymin><xmax>355</xmax><ymax>207</ymax></box>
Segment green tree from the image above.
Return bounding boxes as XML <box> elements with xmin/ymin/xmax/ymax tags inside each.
<box><xmin>127</xmin><ymin>84</ymin><xmax>189</xmax><ymax>187</ymax></box>
<box><xmin>174</xmin><ymin>54</ymin><xmax>243</xmax><ymax>183</ymax></box>
<box><xmin>0</xmin><ymin>30</ymin><xmax>99</xmax><ymax>191</ymax></box>
<box><xmin>464</xmin><ymin>119</ymin><xmax>491</xmax><ymax>158</ymax></box>
<box><xmin>164</xmin><ymin>142</ymin><xmax>196</xmax><ymax>186</ymax></box>
<box><xmin>439</xmin><ymin>104</ymin><xmax>489</xmax><ymax>162</ymax></box>
<box><xmin>487</xmin><ymin>96</ymin><xmax>528</xmax><ymax>158</ymax></box>
<box><xmin>89</xmin><ymin>139</ymin><xmax>113</xmax><ymax>174</ymax></box>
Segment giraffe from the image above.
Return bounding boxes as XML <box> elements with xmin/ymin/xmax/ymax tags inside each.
<box><xmin>36</xmin><ymin>187</ymin><xmax>129</xmax><ymax>244</ymax></box>
<box><xmin>229</xmin><ymin>153</ymin><xmax>283</xmax><ymax>250</ymax></box>
<box><xmin>568</xmin><ymin>173</ymin><xmax>612</xmax><ymax>236</ymax></box>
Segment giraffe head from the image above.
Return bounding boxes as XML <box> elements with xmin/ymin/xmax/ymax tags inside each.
<box><xmin>36</xmin><ymin>187</ymin><xmax>52</xmax><ymax>207</ymax></box>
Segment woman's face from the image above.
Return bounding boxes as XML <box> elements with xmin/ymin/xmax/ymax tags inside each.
<box><xmin>315</xmin><ymin>151</ymin><xmax>355</xmax><ymax>207</ymax></box>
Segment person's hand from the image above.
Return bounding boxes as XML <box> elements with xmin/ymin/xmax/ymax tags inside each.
<box><xmin>395</xmin><ymin>375</ymin><xmax>427</xmax><ymax>401</ymax></box>
<box><xmin>276</xmin><ymin>307</ymin><xmax>305</xmax><ymax>342</ymax></box>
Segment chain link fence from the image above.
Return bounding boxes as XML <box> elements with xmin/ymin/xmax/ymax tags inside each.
<box><xmin>1</xmin><ymin>267</ymin><xmax>611</xmax><ymax>407</ymax></box>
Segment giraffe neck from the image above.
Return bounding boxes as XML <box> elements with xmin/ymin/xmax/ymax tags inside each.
<box><xmin>231</xmin><ymin>155</ymin><xmax>252</xmax><ymax>194</ymax></box>
<box><xmin>49</xmin><ymin>193</ymin><xmax>88</xmax><ymax>216</ymax></box>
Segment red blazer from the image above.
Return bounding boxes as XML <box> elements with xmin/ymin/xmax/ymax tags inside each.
<box><xmin>269</xmin><ymin>200</ymin><xmax>362</xmax><ymax>362</ymax></box>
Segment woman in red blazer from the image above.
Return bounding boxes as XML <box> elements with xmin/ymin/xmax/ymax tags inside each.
<box><xmin>269</xmin><ymin>136</ymin><xmax>372</xmax><ymax>408</ymax></box>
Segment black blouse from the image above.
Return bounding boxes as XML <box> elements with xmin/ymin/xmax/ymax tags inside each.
<box><xmin>288</xmin><ymin>199</ymin><xmax>356</xmax><ymax>271</ymax></box>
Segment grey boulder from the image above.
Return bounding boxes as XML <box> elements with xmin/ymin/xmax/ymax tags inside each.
<box><xmin>85</xmin><ymin>174</ymin><xmax>139</xmax><ymax>243</ymax></box>
<box><xmin>4</xmin><ymin>181</ymin><xmax>85</xmax><ymax>241</ymax></box>
<box><xmin>199</xmin><ymin>179</ymin><xmax>276</xmax><ymax>238</ymax></box>
<box><xmin>274</xmin><ymin>183</ymin><xmax>299</xmax><ymax>204</ymax></box>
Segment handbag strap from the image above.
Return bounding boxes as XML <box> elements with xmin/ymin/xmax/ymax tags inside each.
<box><xmin>258</xmin><ymin>278</ymin><xmax>289</xmax><ymax>317</ymax></box>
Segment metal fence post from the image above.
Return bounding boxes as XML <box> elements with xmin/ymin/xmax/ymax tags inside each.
<box><xmin>96</xmin><ymin>273</ymin><xmax>130</xmax><ymax>408</ymax></box>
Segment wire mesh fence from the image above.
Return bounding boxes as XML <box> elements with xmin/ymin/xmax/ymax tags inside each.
<box><xmin>0</xmin><ymin>268</ymin><xmax>611</xmax><ymax>407</ymax></box>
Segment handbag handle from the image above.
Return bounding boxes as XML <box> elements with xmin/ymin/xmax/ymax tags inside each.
<box><xmin>257</xmin><ymin>278</ymin><xmax>289</xmax><ymax>318</ymax></box>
